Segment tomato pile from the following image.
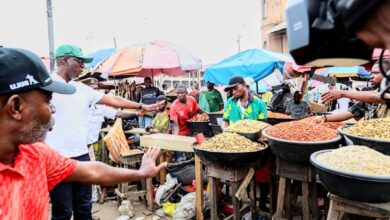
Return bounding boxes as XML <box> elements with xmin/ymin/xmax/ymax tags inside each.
<box><xmin>265</xmin><ymin>121</ymin><xmax>338</xmax><ymax>142</ymax></box>
<box><xmin>188</xmin><ymin>113</ymin><xmax>210</xmax><ymax>122</ymax></box>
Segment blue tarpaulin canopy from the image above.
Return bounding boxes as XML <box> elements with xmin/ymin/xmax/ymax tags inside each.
<box><xmin>204</xmin><ymin>49</ymin><xmax>285</xmax><ymax>85</ymax></box>
<box><xmin>86</xmin><ymin>48</ymin><xmax>117</xmax><ymax>68</ymax></box>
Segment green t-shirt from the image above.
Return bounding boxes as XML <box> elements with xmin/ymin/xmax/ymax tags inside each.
<box><xmin>223</xmin><ymin>94</ymin><xmax>268</xmax><ymax>124</ymax></box>
<box><xmin>204</xmin><ymin>90</ymin><xmax>224</xmax><ymax>112</ymax></box>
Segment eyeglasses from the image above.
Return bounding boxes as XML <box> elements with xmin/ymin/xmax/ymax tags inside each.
<box><xmin>70</xmin><ymin>57</ymin><xmax>84</xmax><ymax>65</ymax></box>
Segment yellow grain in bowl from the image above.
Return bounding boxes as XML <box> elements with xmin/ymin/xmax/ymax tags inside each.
<box><xmin>316</xmin><ymin>145</ymin><xmax>390</xmax><ymax>176</ymax></box>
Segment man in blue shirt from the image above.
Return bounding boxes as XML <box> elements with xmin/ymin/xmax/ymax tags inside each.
<box><xmin>138</xmin><ymin>77</ymin><xmax>162</xmax><ymax>128</ymax></box>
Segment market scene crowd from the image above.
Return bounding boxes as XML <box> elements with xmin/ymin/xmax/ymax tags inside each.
<box><xmin>2</xmin><ymin>0</ymin><xmax>390</xmax><ymax>219</ymax></box>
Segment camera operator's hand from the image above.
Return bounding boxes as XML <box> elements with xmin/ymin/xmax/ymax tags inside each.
<box><xmin>321</xmin><ymin>90</ymin><xmax>344</xmax><ymax>104</ymax></box>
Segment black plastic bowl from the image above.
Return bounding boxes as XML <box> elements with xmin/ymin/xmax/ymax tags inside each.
<box><xmin>235</xmin><ymin>131</ymin><xmax>262</xmax><ymax>141</ymax></box>
<box><xmin>226</xmin><ymin>123</ymin><xmax>269</xmax><ymax>141</ymax></box>
<box><xmin>208</xmin><ymin>112</ymin><xmax>223</xmax><ymax>125</ymax></box>
<box><xmin>193</xmin><ymin>142</ymin><xmax>269</xmax><ymax>167</ymax></box>
<box><xmin>262</xmin><ymin>129</ymin><xmax>342</xmax><ymax>162</ymax></box>
<box><xmin>186</xmin><ymin>120</ymin><xmax>212</xmax><ymax>134</ymax></box>
<box><xmin>311</xmin><ymin>150</ymin><xmax>390</xmax><ymax>202</ymax></box>
<box><xmin>266</xmin><ymin>117</ymin><xmax>296</xmax><ymax>125</ymax></box>
<box><xmin>210</xmin><ymin>124</ymin><xmax>223</xmax><ymax>135</ymax></box>
<box><xmin>338</xmin><ymin>126</ymin><xmax>390</xmax><ymax>155</ymax></box>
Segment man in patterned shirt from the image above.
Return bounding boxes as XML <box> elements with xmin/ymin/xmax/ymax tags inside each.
<box><xmin>222</xmin><ymin>76</ymin><xmax>268</xmax><ymax>128</ymax></box>
<box><xmin>0</xmin><ymin>47</ymin><xmax>166</xmax><ymax>220</ymax></box>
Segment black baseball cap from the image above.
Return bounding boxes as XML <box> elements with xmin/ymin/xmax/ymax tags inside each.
<box><xmin>224</xmin><ymin>76</ymin><xmax>245</xmax><ymax>92</ymax></box>
<box><xmin>156</xmin><ymin>95</ymin><xmax>168</xmax><ymax>102</ymax></box>
<box><xmin>0</xmin><ymin>47</ymin><xmax>76</xmax><ymax>95</ymax></box>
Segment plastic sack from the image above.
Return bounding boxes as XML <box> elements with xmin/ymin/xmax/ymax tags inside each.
<box><xmin>172</xmin><ymin>192</ymin><xmax>196</xmax><ymax>219</ymax></box>
<box><xmin>155</xmin><ymin>174</ymin><xmax>178</xmax><ymax>205</ymax></box>
<box><xmin>173</xmin><ymin>192</ymin><xmax>210</xmax><ymax>220</ymax></box>
<box><xmin>162</xmin><ymin>202</ymin><xmax>178</xmax><ymax>217</ymax></box>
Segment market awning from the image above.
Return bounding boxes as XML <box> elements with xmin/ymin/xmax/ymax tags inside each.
<box><xmin>204</xmin><ymin>49</ymin><xmax>285</xmax><ymax>85</ymax></box>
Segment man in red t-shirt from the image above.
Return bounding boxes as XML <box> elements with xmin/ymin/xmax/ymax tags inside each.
<box><xmin>170</xmin><ymin>85</ymin><xmax>203</xmax><ymax>136</ymax></box>
<box><xmin>0</xmin><ymin>47</ymin><xmax>166</xmax><ymax>220</ymax></box>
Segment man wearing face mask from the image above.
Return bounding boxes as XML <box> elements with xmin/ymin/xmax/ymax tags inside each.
<box><xmin>222</xmin><ymin>76</ymin><xmax>267</xmax><ymax>128</ymax></box>
<box><xmin>46</xmin><ymin>45</ymin><xmax>164</xmax><ymax>220</ymax></box>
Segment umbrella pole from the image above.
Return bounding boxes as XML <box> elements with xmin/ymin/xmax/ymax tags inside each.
<box><xmin>114</xmin><ymin>76</ymin><xmax>117</xmax><ymax>95</ymax></box>
<box><xmin>256</xmin><ymin>81</ymin><xmax>259</xmax><ymax>94</ymax></box>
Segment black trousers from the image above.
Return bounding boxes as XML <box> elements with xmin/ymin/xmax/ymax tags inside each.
<box><xmin>50</xmin><ymin>153</ymin><xmax>92</xmax><ymax>220</ymax></box>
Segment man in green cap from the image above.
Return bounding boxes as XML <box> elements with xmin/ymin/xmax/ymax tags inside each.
<box><xmin>46</xmin><ymin>44</ymin><xmax>163</xmax><ymax>220</ymax></box>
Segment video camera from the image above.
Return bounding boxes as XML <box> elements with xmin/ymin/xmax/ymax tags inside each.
<box><xmin>286</xmin><ymin>0</ymin><xmax>390</xmax><ymax>100</ymax></box>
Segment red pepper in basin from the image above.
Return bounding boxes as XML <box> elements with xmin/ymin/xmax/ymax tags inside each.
<box><xmin>265</xmin><ymin>121</ymin><xmax>338</xmax><ymax>142</ymax></box>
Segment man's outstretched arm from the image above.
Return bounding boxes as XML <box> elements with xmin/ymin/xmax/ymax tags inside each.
<box><xmin>66</xmin><ymin>148</ymin><xmax>167</xmax><ymax>186</ymax></box>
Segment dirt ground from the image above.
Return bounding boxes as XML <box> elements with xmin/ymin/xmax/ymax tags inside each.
<box><xmin>92</xmin><ymin>200</ymin><xmax>160</xmax><ymax>220</ymax></box>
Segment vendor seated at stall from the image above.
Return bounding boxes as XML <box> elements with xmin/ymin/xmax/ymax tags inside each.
<box><xmin>170</xmin><ymin>85</ymin><xmax>205</xmax><ymax>136</ymax></box>
<box><xmin>286</xmin><ymin>91</ymin><xmax>312</xmax><ymax>119</ymax></box>
<box><xmin>222</xmin><ymin>76</ymin><xmax>267</xmax><ymax>128</ymax></box>
<box><xmin>146</xmin><ymin>95</ymin><xmax>170</xmax><ymax>134</ymax></box>
<box><xmin>312</xmin><ymin>59</ymin><xmax>390</xmax><ymax>124</ymax></box>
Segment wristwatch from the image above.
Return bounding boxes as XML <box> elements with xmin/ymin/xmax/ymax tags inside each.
<box><xmin>138</xmin><ymin>103</ymin><xmax>143</xmax><ymax>110</ymax></box>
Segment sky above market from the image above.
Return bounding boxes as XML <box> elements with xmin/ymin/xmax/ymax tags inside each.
<box><xmin>1</xmin><ymin>0</ymin><xmax>261</xmax><ymax>65</ymax></box>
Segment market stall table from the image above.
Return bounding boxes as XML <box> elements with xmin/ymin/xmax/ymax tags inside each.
<box><xmin>327</xmin><ymin>193</ymin><xmax>390</xmax><ymax>220</ymax></box>
<box><xmin>274</xmin><ymin>158</ymin><xmax>318</xmax><ymax>220</ymax></box>
<box><xmin>140</xmin><ymin>134</ymin><xmax>206</xmax><ymax>219</ymax></box>
<box><xmin>205</xmin><ymin>163</ymin><xmax>256</xmax><ymax>220</ymax></box>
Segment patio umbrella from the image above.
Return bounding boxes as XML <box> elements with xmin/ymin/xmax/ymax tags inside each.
<box><xmin>204</xmin><ymin>49</ymin><xmax>286</xmax><ymax>85</ymax></box>
<box><xmin>78</xmin><ymin>48</ymin><xmax>118</xmax><ymax>80</ymax></box>
<box><xmin>92</xmin><ymin>46</ymin><xmax>143</xmax><ymax>78</ymax></box>
<box><xmin>93</xmin><ymin>41</ymin><xmax>202</xmax><ymax>78</ymax></box>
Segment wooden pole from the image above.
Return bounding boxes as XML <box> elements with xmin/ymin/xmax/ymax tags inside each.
<box><xmin>46</xmin><ymin>0</ymin><xmax>55</xmax><ymax>72</ymax></box>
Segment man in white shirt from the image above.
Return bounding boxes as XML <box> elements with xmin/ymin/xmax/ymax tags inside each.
<box><xmin>87</xmin><ymin>104</ymin><xmax>139</xmax><ymax>146</ymax></box>
<box><xmin>46</xmin><ymin>45</ymin><xmax>162</xmax><ymax>220</ymax></box>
